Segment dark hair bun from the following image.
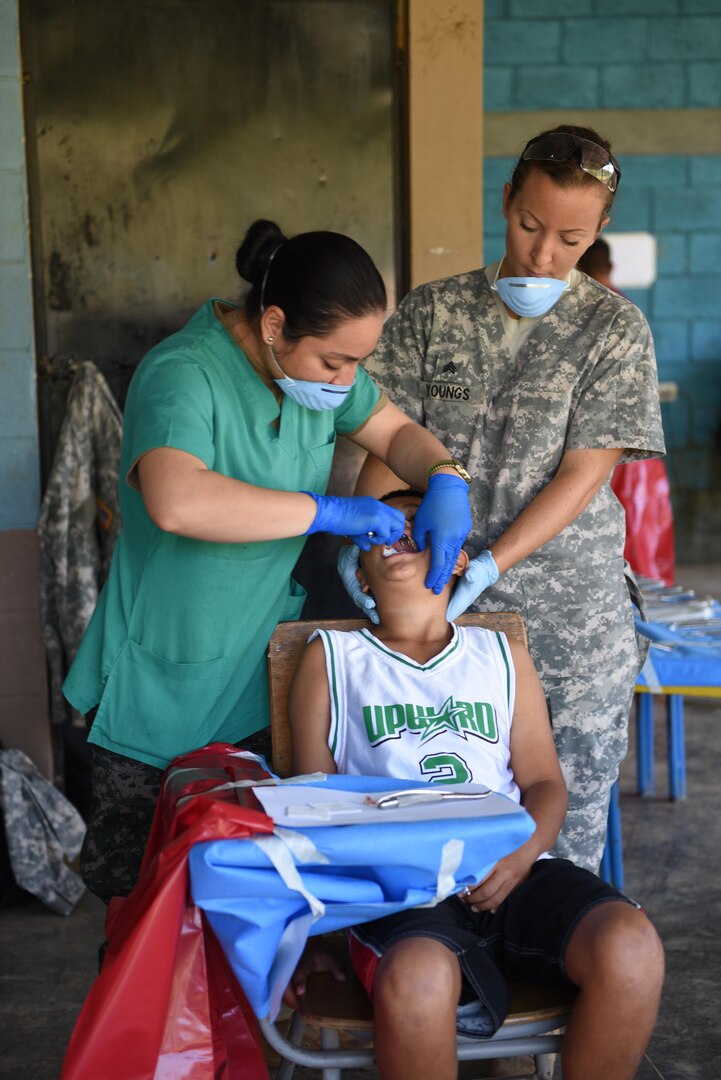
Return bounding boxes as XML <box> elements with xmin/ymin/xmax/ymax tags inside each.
<box><xmin>235</xmin><ymin>219</ymin><xmax>286</xmax><ymax>287</ymax></box>
<box><xmin>236</xmin><ymin>220</ymin><xmax>387</xmax><ymax>339</ymax></box>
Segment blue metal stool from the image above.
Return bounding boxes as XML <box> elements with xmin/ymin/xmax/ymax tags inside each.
<box><xmin>635</xmin><ymin>691</ymin><xmax>686</xmax><ymax>800</ymax></box>
<box><xmin>600</xmin><ymin>780</ymin><xmax>623</xmax><ymax>891</ymax></box>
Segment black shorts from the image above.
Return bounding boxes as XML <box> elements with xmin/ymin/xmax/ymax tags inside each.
<box><xmin>350</xmin><ymin>857</ymin><xmax>637</xmax><ymax>1036</ymax></box>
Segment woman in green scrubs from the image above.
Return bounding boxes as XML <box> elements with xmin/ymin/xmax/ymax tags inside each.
<box><xmin>65</xmin><ymin>219</ymin><xmax>472</xmax><ymax>902</ymax></box>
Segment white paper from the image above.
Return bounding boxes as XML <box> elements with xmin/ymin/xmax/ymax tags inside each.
<box><xmin>253</xmin><ymin>781</ymin><xmax>523</xmax><ymax>828</ymax></box>
<box><xmin>604</xmin><ymin>232</ymin><xmax>657</xmax><ymax>288</ymax></box>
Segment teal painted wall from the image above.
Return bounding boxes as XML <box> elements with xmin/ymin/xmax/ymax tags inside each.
<box><xmin>0</xmin><ymin>0</ymin><xmax>39</xmax><ymax>529</ymax></box>
<box><xmin>485</xmin><ymin>3</ymin><xmax>721</xmax><ymax>556</ymax></box>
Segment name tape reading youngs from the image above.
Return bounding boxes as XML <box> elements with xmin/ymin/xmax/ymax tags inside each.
<box><xmin>416</xmin><ymin>379</ymin><xmax>473</xmax><ymax>402</ymax></box>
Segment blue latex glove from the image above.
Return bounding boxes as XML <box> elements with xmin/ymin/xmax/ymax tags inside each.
<box><xmin>413</xmin><ymin>474</ymin><xmax>473</xmax><ymax>594</ymax></box>
<box><xmin>446</xmin><ymin>550</ymin><xmax>500</xmax><ymax>621</ymax></box>
<box><xmin>303</xmin><ymin>493</ymin><xmax>404</xmax><ymax>551</ymax></box>
<box><xmin>337</xmin><ymin>543</ymin><xmax>380</xmax><ymax>624</ymax></box>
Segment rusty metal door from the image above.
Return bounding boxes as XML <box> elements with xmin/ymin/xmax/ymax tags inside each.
<box><xmin>21</xmin><ymin>0</ymin><xmax>398</xmax><ymax>460</ymax></box>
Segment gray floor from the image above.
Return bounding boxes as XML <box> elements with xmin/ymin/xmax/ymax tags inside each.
<box><xmin>2</xmin><ymin>565</ymin><xmax>720</xmax><ymax>1079</ymax></box>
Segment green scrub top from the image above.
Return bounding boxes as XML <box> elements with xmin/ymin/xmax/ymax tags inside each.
<box><xmin>63</xmin><ymin>299</ymin><xmax>380</xmax><ymax>768</ymax></box>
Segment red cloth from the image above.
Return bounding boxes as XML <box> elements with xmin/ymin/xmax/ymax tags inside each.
<box><xmin>611</xmin><ymin>460</ymin><xmax>675</xmax><ymax>586</ymax></box>
<box><xmin>61</xmin><ymin>743</ymin><xmax>276</xmax><ymax>1080</ymax></box>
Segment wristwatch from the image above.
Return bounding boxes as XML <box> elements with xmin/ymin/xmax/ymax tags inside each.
<box><xmin>425</xmin><ymin>458</ymin><xmax>472</xmax><ymax>485</ymax></box>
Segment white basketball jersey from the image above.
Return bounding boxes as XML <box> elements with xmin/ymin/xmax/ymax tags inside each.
<box><xmin>311</xmin><ymin>625</ymin><xmax>520</xmax><ymax>802</ymax></box>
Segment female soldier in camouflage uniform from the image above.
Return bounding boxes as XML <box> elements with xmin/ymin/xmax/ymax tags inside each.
<box><xmin>347</xmin><ymin>125</ymin><xmax>665</xmax><ymax>872</ymax></box>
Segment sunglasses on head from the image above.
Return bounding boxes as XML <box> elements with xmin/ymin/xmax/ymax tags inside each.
<box><xmin>522</xmin><ymin>133</ymin><xmax>621</xmax><ymax>192</ymax></box>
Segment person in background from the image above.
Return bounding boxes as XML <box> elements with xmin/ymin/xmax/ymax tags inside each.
<box><xmin>289</xmin><ymin>490</ymin><xmax>664</xmax><ymax>1080</ymax></box>
<box><xmin>577</xmin><ymin>236</ymin><xmax>614</xmax><ymax>289</ymax></box>
<box><xmin>63</xmin><ymin>219</ymin><xmax>472</xmax><ymax>903</ymax></box>
<box><xmin>340</xmin><ymin>125</ymin><xmax>666</xmax><ymax>873</ymax></box>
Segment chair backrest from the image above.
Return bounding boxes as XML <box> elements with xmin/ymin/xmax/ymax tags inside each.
<box><xmin>268</xmin><ymin>612</ymin><xmax>528</xmax><ymax>778</ymax></box>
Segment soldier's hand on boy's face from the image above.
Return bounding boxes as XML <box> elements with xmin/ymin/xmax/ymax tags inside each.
<box><xmin>461</xmin><ymin>846</ymin><xmax>536</xmax><ymax>913</ymax></box>
<box><xmin>446</xmin><ymin>549</ymin><xmax>500</xmax><ymax>620</ymax></box>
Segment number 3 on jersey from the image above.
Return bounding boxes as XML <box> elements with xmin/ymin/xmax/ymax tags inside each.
<box><xmin>420</xmin><ymin>752</ymin><xmax>471</xmax><ymax>785</ymax></box>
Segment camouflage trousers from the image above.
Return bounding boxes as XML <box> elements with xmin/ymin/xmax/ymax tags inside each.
<box><xmin>542</xmin><ymin>664</ymin><xmax>637</xmax><ymax>872</ymax></box>
<box><xmin>81</xmin><ymin>728</ymin><xmax>273</xmax><ymax>903</ymax></box>
<box><xmin>80</xmin><ymin>746</ymin><xmax>163</xmax><ymax>903</ymax></box>
<box><xmin>477</xmin><ymin>558</ymin><xmax>648</xmax><ymax>873</ymax></box>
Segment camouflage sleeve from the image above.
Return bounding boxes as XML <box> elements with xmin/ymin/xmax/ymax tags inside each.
<box><xmin>566</xmin><ymin>300</ymin><xmax>666</xmax><ymax>463</ymax></box>
<box><xmin>363</xmin><ymin>286</ymin><xmax>436</xmax><ymax>423</ymax></box>
<box><xmin>0</xmin><ymin>749</ymin><xmax>87</xmax><ymax>915</ymax></box>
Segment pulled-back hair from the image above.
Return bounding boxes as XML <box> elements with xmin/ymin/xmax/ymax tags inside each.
<box><xmin>235</xmin><ymin>219</ymin><xmax>387</xmax><ymax>341</ymax></box>
<box><xmin>380</xmin><ymin>487</ymin><xmax>425</xmax><ymax>503</ymax></box>
<box><xmin>508</xmin><ymin>124</ymin><xmax>617</xmax><ymax>216</ymax></box>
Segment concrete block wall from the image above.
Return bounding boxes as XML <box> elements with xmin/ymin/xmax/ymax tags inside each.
<box><xmin>0</xmin><ymin>0</ymin><xmax>39</xmax><ymax>528</ymax></box>
<box><xmin>485</xmin><ymin>2</ymin><xmax>721</xmax><ymax>561</ymax></box>
<box><xmin>0</xmin><ymin>0</ymin><xmax>51</xmax><ymax>778</ymax></box>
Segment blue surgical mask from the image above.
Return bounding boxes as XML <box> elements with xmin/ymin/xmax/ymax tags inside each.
<box><xmin>491</xmin><ymin>261</ymin><xmax>569</xmax><ymax>318</ymax></box>
<box><xmin>269</xmin><ymin>345</ymin><xmax>354</xmax><ymax>411</ymax></box>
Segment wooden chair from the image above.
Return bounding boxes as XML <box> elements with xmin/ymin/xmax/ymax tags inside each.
<box><xmin>259</xmin><ymin>613</ymin><xmax>574</xmax><ymax>1080</ymax></box>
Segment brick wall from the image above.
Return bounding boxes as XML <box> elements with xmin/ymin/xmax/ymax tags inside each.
<box><xmin>0</xmin><ymin>0</ymin><xmax>40</xmax><ymax>529</ymax></box>
<box><xmin>0</xmin><ymin>0</ymin><xmax>51</xmax><ymax>777</ymax></box>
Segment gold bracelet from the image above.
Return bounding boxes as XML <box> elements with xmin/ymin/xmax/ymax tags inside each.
<box><xmin>425</xmin><ymin>458</ymin><xmax>472</xmax><ymax>485</ymax></box>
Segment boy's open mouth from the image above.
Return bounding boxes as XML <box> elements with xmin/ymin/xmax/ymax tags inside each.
<box><xmin>382</xmin><ymin>532</ymin><xmax>419</xmax><ymax>559</ymax></box>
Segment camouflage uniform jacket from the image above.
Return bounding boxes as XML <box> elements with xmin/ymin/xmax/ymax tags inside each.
<box><xmin>0</xmin><ymin>749</ymin><xmax>86</xmax><ymax>915</ymax></box>
<box><xmin>39</xmin><ymin>361</ymin><xmax>123</xmax><ymax>730</ymax></box>
<box><xmin>365</xmin><ymin>268</ymin><xmax>666</xmax><ymax>869</ymax></box>
<box><xmin>366</xmin><ymin>269</ymin><xmax>664</xmax><ymax>566</ymax></box>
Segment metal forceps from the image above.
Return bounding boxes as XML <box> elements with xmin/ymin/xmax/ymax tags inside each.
<box><xmin>373</xmin><ymin>788</ymin><xmax>491</xmax><ymax>811</ymax></box>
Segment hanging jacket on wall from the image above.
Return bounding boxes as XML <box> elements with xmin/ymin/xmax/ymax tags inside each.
<box><xmin>0</xmin><ymin>748</ymin><xmax>86</xmax><ymax>914</ymax></box>
<box><xmin>39</xmin><ymin>361</ymin><xmax>123</xmax><ymax>731</ymax></box>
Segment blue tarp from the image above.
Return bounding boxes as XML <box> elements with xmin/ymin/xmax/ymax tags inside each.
<box><xmin>188</xmin><ymin>774</ymin><xmax>534</xmax><ymax>1020</ymax></box>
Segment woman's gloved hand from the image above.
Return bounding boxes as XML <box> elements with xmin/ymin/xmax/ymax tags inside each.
<box><xmin>446</xmin><ymin>550</ymin><xmax>500</xmax><ymax>621</ymax></box>
<box><xmin>337</xmin><ymin>544</ymin><xmax>380</xmax><ymax>624</ymax></box>
<box><xmin>413</xmin><ymin>474</ymin><xmax>473</xmax><ymax>594</ymax></box>
<box><xmin>303</xmin><ymin>493</ymin><xmax>404</xmax><ymax>551</ymax></box>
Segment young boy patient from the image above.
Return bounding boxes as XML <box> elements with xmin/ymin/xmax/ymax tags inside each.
<box><xmin>286</xmin><ymin>490</ymin><xmax>664</xmax><ymax>1080</ymax></box>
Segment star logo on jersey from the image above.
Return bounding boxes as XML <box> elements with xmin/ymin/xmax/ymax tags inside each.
<box><xmin>418</xmin><ymin>695</ymin><xmax>471</xmax><ymax>744</ymax></box>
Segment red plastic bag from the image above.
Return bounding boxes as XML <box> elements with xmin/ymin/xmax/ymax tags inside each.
<box><xmin>611</xmin><ymin>460</ymin><xmax>675</xmax><ymax>586</ymax></box>
<box><xmin>153</xmin><ymin>904</ymin><xmax>267</xmax><ymax>1079</ymax></box>
<box><xmin>61</xmin><ymin>744</ymin><xmax>275</xmax><ymax>1080</ymax></box>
